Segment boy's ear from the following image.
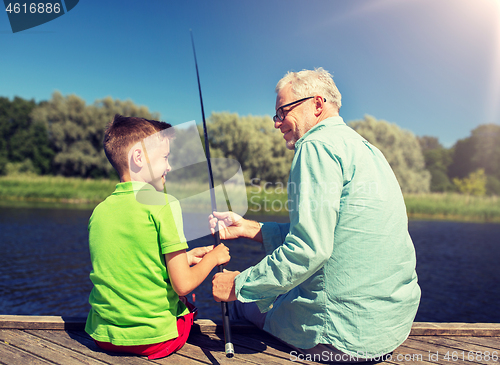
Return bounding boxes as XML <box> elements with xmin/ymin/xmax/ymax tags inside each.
<box><xmin>130</xmin><ymin>147</ymin><xmax>145</xmax><ymax>168</ymax></box>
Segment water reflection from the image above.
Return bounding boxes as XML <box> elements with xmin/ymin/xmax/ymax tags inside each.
<box><xmin>410</xmin><ymin>220</ymin><xmax>500</xmax><ymax>322</ymax></box>
<box><xmin>0</xmin><ymin>207</ymin><xmax>92</xmax><ymax>316</ymax></box>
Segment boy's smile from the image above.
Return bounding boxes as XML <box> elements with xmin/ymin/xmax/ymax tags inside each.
<box><xmin>147</xmin><ymin>138</ymin><xmax>172</xmax><ymax>191</ymax></box>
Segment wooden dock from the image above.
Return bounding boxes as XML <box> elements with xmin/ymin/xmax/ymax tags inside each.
<box><xmin>0</xmin><ymin>316</ymin><xmax>499</xmax><ymax>364</ymax></box>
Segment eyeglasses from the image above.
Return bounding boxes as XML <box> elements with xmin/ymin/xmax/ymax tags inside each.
<box><xmin>273</xmin><ymin>96</ymin><xmax>325</xmax><ymax>122</ymax></box>
<box><xmin>273</xmin><ymin>97</ymin><xmax>313</xmax><ymax>123</ymax></box>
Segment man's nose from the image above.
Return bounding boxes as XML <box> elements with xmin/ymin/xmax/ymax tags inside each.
<box><xmin>274</xmin><ymin>119</ymin><xmax>282</xmax><ymax>129</ymax></box>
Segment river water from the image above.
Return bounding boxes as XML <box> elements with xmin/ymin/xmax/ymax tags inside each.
<box><xmin>0</xmin><ymin>206</ymin><xmax>499</xmax><ymax>323</ymax></box>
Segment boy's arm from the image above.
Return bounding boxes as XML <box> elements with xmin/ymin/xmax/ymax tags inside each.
<box><xmin>165</xmin><ymin>244</ymin><xmax>230</xmax><ymax>297</ymax></box>
<box><xmin>186</xmin><ymin>246</ymin><xmax>214</xmax><ymax>266</ymax></box>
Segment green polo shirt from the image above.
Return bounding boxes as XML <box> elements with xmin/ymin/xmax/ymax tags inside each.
<box><xmin>235</xmin><ymin>117</ymin><xmax>421</xmax><ymax>357</ymax></box>
<box><xmin>85</xmin><ymin>181</ymin><xmax>189</xmax><ymax>345</ymax></box>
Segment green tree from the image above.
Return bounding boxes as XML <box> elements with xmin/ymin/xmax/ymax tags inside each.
<box><xmin>349</xmin><ymin>115</ymin><xmax>431</xmax><ymax>193</ymax></box>
<box><xmin>418</xmin><ymin>136</ymin><xmax>442</xmax><ymax>152</ymax></box>
<box><xmin>31</xmin><ymin>92</ymin><xmax>159</xmax><ymax>178</ymax></box>
<box><xmin>486</xmin><ymin>175</ymin><xmax>500</xmax><ymax>196</ymax></box>
<box><xmin>0</xmin><ymin>96</ymin><xmax>54</xmax><ymax>175</ymax></box>
<box><xmin>449</xmin><ymin>124</ymin><xmax>500</xmax><ymax>179</ymax></box>
<box><xmin>453</xmin><ymin>169</ymin><xmax>487</xmax><ymax>196</ymax></box>
<box><xmin>448</xmin><ymin>137</ymin><xmax>475</xmax><ymax>179</ymax></box>
<box><xmin>418</xmin><ymin>136</ymin><xmax>454</xmax><ymax>192</ymax></box>
<box><xmin>448</xmin><ymin>124</ymin><xmax>500</xmax><ymax>195</ymax></box>
<box><xmin>0</xmin><ymin>98</ymin><xmax>12</xmax><ymax>174</ymax></box>
<box><xmin>470</xmin><ymin>124</ymin><xmax>500</xmax><ymax>179</ymax></box>
<box><xmin>206</xmin><ymin>112</ymin><xmax>293</xmax><ymax>184</ymax></box>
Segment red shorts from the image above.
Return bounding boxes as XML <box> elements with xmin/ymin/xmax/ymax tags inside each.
<box><xmin>95</xmin><ymin>301</ymin><xmax>197</xmax><ymax>360</ymax></box>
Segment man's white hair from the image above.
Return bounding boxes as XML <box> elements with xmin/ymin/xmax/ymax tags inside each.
<box><xmin>275</xmin><ymin>67</ymin><xmax>342</xmax><ymax>110</ymax></box>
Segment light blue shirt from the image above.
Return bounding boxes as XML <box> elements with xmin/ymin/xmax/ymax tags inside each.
<box><xmin>235</xmin><ymin>117</ymin><xmax>420</xmax><ymax>356</ymax></box>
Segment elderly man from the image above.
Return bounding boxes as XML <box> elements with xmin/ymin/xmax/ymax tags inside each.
<box><xmin>210</xmin><ymin>68</ymin><xmax>420</xmax><ymax>362</ymax></box>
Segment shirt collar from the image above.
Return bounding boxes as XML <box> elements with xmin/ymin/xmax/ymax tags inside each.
<box><xmin>295</xmin><ymin>116</ymin><xmax>345</xmax><ymax>149</ymax></box>
<box><xmin>113</xmin><ymin>181</ymin><xmax>155</xmax><ymax>194</ymax></box>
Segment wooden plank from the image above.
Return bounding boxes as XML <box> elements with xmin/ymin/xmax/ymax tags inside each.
<box><xmin>384</xmin><ymin>359</ymin><xmax>436</xmax><ymax>365</ymax></box>
<box><xmin>234</xmin><ymin>330</ymin><xmax>418</xmax><ymax>365</ymax></box>
<box><xmin>0</xmin><ymin>340</ymin><xmax>53</xmax><ymax>365</ymax></box>
<box><xmin>68</xmin><ymin>329</ymin><xmax>249</xmax><ymax>365</ymax></box>
<box><xmin>0</xmin><ymin>329</ymin><xmax>107</xmax><ymax>365</ymax></box>
<box><xmin>241</xmin><ymin>329</ymin><xmax>433</xmax><ymax>364</ymax></box>
<box><xmin>1</xmin><ymin>316</ymin><xmax>499</xmax><ymax>336</ymax></box>
<box><xmin>330</xmin><ymin>344</ymin><xmax>436</xmax><ymax>365</ymax></box>
<box><xmin>0</xmin><ymin>316</ymin><xmax>86</xmax><ymax>330</ymax></box>
<box><xmin>176</xmin><ymin>341</ymin><xmax>247</xmax><ymax>365</ymax></box>
<box><xmin>411</xmin><ymin>323</ymin><xmax>500</xmax><ymax>336</ymax></box>
<box><xmin>240</xmin><ymin>330</ymin><xmax>298</xmax><ymax>354</ymax></box>
<box><xmin>400</xmin><ymin>337</ymin><xmax>493</xmax><ymax>365</ymax></box>
<box><xmin>412</xmin><ymin>335</ymin><xmax>500</xmax><ymax>355</ymax></box>
<box><xmin>445</xmin><ymin>336</ymin><xmax>500</xmax><ymax>350</ymax></box>
<box><xmin>66</xmin><ymin>330</ymin><xmax>223</xmax><ymax>365</ymax></box>
<box><xmin>4</xmin><ymin>328</ymin><xmax>497</xmax><ymax>365</ymax></box>
<box><xmin>191</xmin><ymin>331</ymin><xmax>323</xmax><ymax>365</ymax></box>
<box><xmin>26</xmin><ymin>329</ymin><xmax>157</xmax><ymax>365</ymax></box>
<box><xmin>209</xmin><ymin>332</ymin><xmax>300</xmax><ymax>363</ymax></box>
<box><xmin>30</xmin><ymin>327</ymin><xmax>265</xmax><ymax>365</ymax></box>
<box><xmin>1</xmin><ymin>316</ymin><xmax>499</xmax><ymax>365</ymax></box>
<box><xmin>229</xmin><ymin>331</ymin><xmax>327</xmax><ymax>364</ymax></box>
<box><xmin>190</xmin><ymin>331</ymin><xmax>290</xmax><ymax>365</ymax></box>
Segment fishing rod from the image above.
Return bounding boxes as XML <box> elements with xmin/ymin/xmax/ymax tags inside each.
<box><xmin>190</xmin><ymin>30</ymin><xmax>235</xmax><ymax>358</ymax></box>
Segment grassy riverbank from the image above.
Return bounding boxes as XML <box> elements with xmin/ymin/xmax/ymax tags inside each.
<box><xmin>0</xmin><ymin>175</ymin><xmax>116</xmax><ymax>206</ymax></box>
<box><xmin>404</xmin><ymin>193</ymin><xmax>500</xmax><ymax>222</ymax></box>
<box><xmin>1</xmin><ymin>175</ymin><xmax>500</xmax><ymax>222</ymax></box>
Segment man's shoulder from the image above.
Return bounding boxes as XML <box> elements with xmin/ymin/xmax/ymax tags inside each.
<box><xmin>299</xmin><ymin>122</ymin><xmax>363</xmax><ymax>157</ymax></box>
<box><xmin>305</xmin><ymin>117</ymin><xmax>361</xmax><ymax>141</ymax></box>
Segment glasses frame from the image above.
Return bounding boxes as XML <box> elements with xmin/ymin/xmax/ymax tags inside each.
<box><xmin>273</xmin><ymin>96</ymin><xmax>326</xmax><ymax>122</ymax></box>
<box><xmin>273</xmin><ymin>97</ymin><xmax>313</xmax><ymax>123</ymax></box>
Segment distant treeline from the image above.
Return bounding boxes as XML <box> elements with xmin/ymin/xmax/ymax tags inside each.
<box><xmin>1</xmin><ymin>93</ymin><xmax>499</xmax><ymax>195</ymax></box>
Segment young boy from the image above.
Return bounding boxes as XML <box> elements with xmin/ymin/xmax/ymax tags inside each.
<box><xmin>85</xmin><ymin>114</ymin><xmax>230</xmax><ymax>359</ymax></box>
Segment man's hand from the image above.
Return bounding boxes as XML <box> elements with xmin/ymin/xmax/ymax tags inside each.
<box><xmin>212</xmin><ymin>269</ymin><xmax>240</xmax><ymax>302</ymax></box>
<box><xmin>209</xmin><ymin>211</ymin><xmax>245</xmax><ymax>240</ymax></box>
<box><xmin>209</xmin><ymin>211</ymin><xmax>263</xmax><ymax>242</ymax></box>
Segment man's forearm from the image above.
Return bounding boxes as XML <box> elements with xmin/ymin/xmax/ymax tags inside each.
<box><xmin>242</xmin><ymin>219</ymin><xmax>263</xmax><ymax>243</ymax></box>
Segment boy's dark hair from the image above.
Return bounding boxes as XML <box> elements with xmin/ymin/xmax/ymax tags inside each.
<box><xmin>104</xmin><ymin>114</ymin><xmax>173</xmax><ymax>177</ymax></box>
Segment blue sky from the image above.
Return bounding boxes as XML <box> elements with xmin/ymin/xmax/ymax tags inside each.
<box><xmin>1</xmin><ymin>0</ymin><xmax>499</xmax><ymax>147</ymax></box>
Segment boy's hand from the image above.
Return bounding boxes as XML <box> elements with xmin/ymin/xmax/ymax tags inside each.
<box><xmin>186</xmin><ymin>246</ymin><xmax>214</xmax><ymax>266</ymax></box>
<box><xmin>209</xmin><ymin>211</ymin><xmax>245</xmax><ymax>240</ymax></box>
<box><xmin>206</xmin><ymin>242</ymin><xmax>231</xmax><ymax>266</ymax></box>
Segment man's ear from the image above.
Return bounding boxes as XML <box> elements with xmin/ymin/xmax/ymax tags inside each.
<box><xmin>313</xmin><ymin>95</ymin><xmax>325</xmax><ymax>117</ymax></box>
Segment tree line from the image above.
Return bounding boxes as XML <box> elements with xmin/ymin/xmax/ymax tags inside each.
<box><xmin>1</xmin><ymin>93</ymin><xmax>499</xmax><ymax>195</ymax></box>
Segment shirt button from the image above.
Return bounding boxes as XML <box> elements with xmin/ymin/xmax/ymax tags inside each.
<box><xmin>269</xmin><ymin>304</ymin><xmax>273</xmax><ymax>309</ymax></box>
